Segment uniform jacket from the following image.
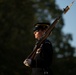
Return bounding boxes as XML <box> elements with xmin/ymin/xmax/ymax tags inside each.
<box><xmin>30</xmin><ymin>39</ymin><xmax>53</xmax><ymax>75</ymax></box>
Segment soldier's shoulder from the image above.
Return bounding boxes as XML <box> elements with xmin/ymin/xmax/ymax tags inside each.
<box><xmin>44</xmin><ymin>39</ymin><xmax>52</xmax><ymax>45</ymax></box>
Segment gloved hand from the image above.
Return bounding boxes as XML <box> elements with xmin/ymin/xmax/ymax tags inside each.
<box><xmin>23</xmin><ymin>59</ymin><xmax>31</xmax><ymax>67</ymax></box>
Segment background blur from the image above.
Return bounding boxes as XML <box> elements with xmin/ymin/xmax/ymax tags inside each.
<box><xmin>56</xmin><ymin>0</ymin><xmax>76</xmax><ymax>48</ymax></box>
<box><xmin>0</xmin><ymin>0</ymin><xmax>76</xmax><ymax>75</ymax></box>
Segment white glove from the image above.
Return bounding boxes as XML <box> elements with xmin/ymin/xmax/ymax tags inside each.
<box><xmin>23</xmin><ymin>59</ymin><xmax>31</xmax><ymax>67</ymax></box>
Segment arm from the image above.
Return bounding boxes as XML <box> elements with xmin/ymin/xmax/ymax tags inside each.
<box><xmin>30</xmin><ymin>41</ymin><xmax>53</xmax><ymax>68</ymax></box>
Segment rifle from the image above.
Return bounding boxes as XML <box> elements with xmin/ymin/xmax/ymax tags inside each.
<box><xmin>26</xmin><ymin>0</ymin><xmax>75</xmax><ymax>59</ymax></box>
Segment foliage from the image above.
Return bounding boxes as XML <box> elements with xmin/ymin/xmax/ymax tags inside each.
<box><xmin>0</xmin><ymin>0</ymin><xmax>76</xmax><ymax>75</ymax></box>
<box><xmin>0</xmin><ymin>0</ymin><xmax>34</xmax><ymax>75</ymax></box>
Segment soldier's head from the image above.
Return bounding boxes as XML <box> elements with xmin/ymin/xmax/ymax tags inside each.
<box><xmin>33</xmin><ymin>23</ymin><xmax>50</xmax><ymax>40</ymax></box>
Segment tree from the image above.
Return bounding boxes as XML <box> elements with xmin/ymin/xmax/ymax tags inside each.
<box><xmin>0</xmin><ymin>0</ymin><xmax>76</xmax><ymax>75</ymax></box>
<box><xmin>0</xmin><ymin>0</ymin><xmax>34</xmax><ymax>75</ymax></box>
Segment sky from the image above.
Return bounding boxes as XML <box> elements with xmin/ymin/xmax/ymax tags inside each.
<box><xmin>56</xmin><ymin>0</ymin><xmax>76</xmax><ymax>48</ymax></box>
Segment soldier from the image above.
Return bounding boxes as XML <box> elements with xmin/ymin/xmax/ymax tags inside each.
<box><xmin>23</xmin><ymin>23</ymin><xmax>53</xmax><ymax>75</ymax></box>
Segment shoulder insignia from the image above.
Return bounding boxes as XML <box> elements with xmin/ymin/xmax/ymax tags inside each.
<box><xmin>45</xmin><ymin>41</ymin><xmax>51</xmax><ymax>44</ymax></box>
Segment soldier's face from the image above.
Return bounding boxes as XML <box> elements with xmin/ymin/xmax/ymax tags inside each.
<box><xmin>34</xmin><ymin>30</ymin><xmax>44</xmax><ymax>40</ymax></box>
